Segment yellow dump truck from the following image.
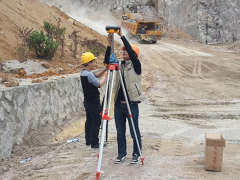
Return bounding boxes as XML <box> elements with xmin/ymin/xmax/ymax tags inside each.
<box><xmin>121</xmin><ymin>13</ymin><xmax>162</xmax><ymax>44</ymax></box>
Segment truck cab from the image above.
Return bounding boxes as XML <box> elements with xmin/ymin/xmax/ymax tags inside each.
<box><xmin>137</xmin><ymin>22</ymin><xmax>162</xmax><ymax>43</ymax></box>
<box><xmin>121</xmin><ymin>13</ymin><xmax>162</xmax><ymax>44</ymax></box>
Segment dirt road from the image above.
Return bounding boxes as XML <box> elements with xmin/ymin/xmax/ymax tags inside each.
<box><xmin>1</xmin><ymin>37</ymin><xmax>240</xmax><ymax>180</ymax></box>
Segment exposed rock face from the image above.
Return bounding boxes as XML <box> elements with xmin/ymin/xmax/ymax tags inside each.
<box><xmin>40</xmin><ymin>0</ymin><xmax>158</xmax><ymax>16</ymax></box>
<box><xmin>161</xmin><ymin>0</ymin><xmax>240</xmax><ymax>44</ymax></box>
<box><xmin>39</xmin><ymin>0</ymin><xmax>240</xmax><ymax>44</ymax></box>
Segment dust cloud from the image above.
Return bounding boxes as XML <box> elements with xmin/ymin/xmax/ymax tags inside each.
<box><xmin>40</xmin><ymin>0</ymin><xmax>131</xmax><ymax>43</ymax></box>
<box><xmin>57</xmin><ymin>2</ymin><xmax>127</xmax><ymax>43</ymax></box>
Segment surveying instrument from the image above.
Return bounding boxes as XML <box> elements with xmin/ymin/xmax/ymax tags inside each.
<box><xmin>96</xmin><ymin>26</ymin><xmax>145</xmax><ymax>180</ymax></box>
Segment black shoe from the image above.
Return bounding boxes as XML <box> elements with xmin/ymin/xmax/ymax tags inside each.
<box><xmin>114</xmin><ymin>155</ymin><xmax>126</xmax><ymax>164</ymax></box>
<box><xmin>130</xmin><ymin>154</ymin><xmax>140</xmax><ymax>164</ymax></box>
<box><xmin>91</xmin><ymin>143</ymin><xmax>99</xmax><ymax>148</ymax></box>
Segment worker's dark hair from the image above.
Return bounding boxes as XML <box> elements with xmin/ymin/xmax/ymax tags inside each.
<box><xmin>82</xmin><ymin>63</ymin><xmax>89</xmax><ymax>67</ymax></box>
<box><xmin>82</xmin><ymin>60</ymin><xmax>94</xmax><ymax>67</ymax></box>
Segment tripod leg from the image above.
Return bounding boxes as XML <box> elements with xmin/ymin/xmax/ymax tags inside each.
<box><xmin>96</xmin><ymin>120</ymin><xmax>107</xmax><ymax>180</ymax></box>
<box><xmin>96</xmin><ymin>69</ymin><xmax>111</xmax><ymax>180</ymax></box>
<box><xmin>96</xmin><ymin>69</ymin><xmax>117</xmax><ymax>180</ymax></box>
<box><xmin>101</xmin><ymin>70</ymin><xmax>111</xmax><ymax>120</ymax></box>
<box><xmin>117</xmin><ymin>70</ymin><xmax>145</xmax><ymax>165</ymax></box>
<box><xmin>104</xmin><ymin>69</ymin><xmax>116</xmax><ymax>143</ymax></box>
<box><xmin>106</xmin><ymin>120</ymin><xmax>108</xmax><ymax>142</ymax></box>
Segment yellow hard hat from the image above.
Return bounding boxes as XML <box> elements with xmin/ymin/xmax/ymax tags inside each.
<box><xmin>81</xmin><ymin>52</ymin><xmax>97</xmax><ymax>65</ymax></box>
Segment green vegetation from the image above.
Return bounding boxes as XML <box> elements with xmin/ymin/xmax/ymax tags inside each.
<box><xmin>27</xmin><ymin>20</ymin><xmax>66</xmax><ymax>60</ymax></box>
<box><xmin>14</xmin><ymin>19</ymin><xmax>107</xmax><ymax>61</ymax></box>
<box><xmin>28</xmin><ymin>30</ymin><xmax>59</xmax><ymax>60</ymax></box>
<box><xmin>43</xmin><ymin>20</ymin><xmax>66</xmax><ymax>42</ymax></box>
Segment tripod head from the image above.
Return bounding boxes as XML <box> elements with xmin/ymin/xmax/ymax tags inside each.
<box><xmin>105</xmin><ymin>26</ymin><xmax>120</xmax><ymax>64</ymax></box>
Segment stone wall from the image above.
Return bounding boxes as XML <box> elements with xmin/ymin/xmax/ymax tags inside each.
<box><xmin>0</xmin><ymin>74</ymin><xmax>86</xmax><ymax>158</ymax></box>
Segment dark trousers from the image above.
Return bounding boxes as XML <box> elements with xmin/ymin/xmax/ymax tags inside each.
<box><xmin>84</xmin><ymin>100</ymin><xmax>101</xmax><ymax>145</ymax></box>
<box><xmin>114</xmin><ymin>101</ymin><xmax>142</xmax><ymax>156</ymax></box>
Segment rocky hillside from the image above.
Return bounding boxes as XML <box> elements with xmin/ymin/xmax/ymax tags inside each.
<box><xmin>1</xmin><ymin>0</ymin><xmax>239</xmax><ymax>62</ymax></box>
<box><xmin>43</xmin><ymin>0</ymin><xmax>240</xmax><ymax>44</ymax></box>
<box><xmin>163</xmin><ymin>0</ymin><xmax>240</xmax><ymax>44</ymax></box>
<box><xmin>0</xmin><ymin>0</ymin><xmax>108</xmax><ymax>62</ymax></box>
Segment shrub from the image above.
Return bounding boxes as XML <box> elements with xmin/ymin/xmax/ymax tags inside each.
<box><xmin>44</xmin><ymin>19</ymin><xmax>66</xmax><ymax>58</ymax></box>
<box><xmin>28</xmin><ymin>30</ymin><xmax>59</xmax><ymax>60</ymax></box>
<box><xmin>43</xmin><ymin>20</ymin><xmax>66</xmax><ymax>43</ymax></box>
<box><xmin>26</xmin><ymin>20</ymin><xmax>65</xmax><ymax>60</ymax></box>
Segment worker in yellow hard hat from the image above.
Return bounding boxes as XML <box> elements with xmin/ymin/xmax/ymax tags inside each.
<box><xmin>104</xmin><ymin>27</ymin><xmax>143</xmax><ymax>164</ymax></box>
<box><xmin>80</xmin><ymin>52</ymin><xmax>107</xmax><ymax>148</ymax></box>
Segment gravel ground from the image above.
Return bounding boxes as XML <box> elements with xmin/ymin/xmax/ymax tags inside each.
<box><xmin>1</xmin><ymin>97</ymin><xmax>240</xmax><ymax>180</ymax></box>
<box><xmin>1</xmin><ymin>36</ymin><xmax>240</xmax><ymax>180</ymax></box>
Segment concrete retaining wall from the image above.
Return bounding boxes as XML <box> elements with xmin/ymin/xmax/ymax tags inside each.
<box><xmin>0</xmin><ymin>74</ymin><xmax>88</xmax><ymax>158</ymax></box>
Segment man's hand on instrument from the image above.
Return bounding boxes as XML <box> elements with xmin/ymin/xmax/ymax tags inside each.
<box><xmin>117</xmin><ymin>27</ymin><xmax>123</xmax><ymax>37</ymax></box>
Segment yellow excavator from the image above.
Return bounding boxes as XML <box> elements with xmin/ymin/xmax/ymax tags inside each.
<box><xmin>121</xmin><ymin>13</ymin><xmax>163</xmax><ymax>44</ymax></box>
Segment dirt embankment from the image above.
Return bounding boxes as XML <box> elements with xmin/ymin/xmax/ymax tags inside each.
<box><xmin>0</xmin><ymin>0</ymin><xmax>109</xmax><ymax>60</ymax></box>
<box><xmin>0</xmin><ymin>0</ymin><xmax>120</xmax><ymax>87</ymax></box>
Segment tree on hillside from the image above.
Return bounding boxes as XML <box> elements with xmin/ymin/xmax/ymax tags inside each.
<box><xmin>43</xmin><ymin>19</ymin><xmax>66</xmax><ymax>42</ymax></box>
<box><xmin>28</xmin><ymin>30</ymin><xmax>59</xmax><ymax>60</ymax></box>
<box><xmin>27</xmin><ymin>20</ymin><xmax>66</xmax><ymax>60</ymax></box>
<box><xmin>69</xmin><ymin>30</ymin><xmax>81</xmax><ymax>59</ymax></box>
<box><xmin>43</xmin><ymin>19</ymin><xmax>66</xmax><ymax>58</ymax></box>
<box><xmin>15</xmin><ymin>25</ymin><xmax>33</xmax><ymax>62</ymax></box>
<box><xmin>54</xmin><ymin>17</ymin><xmax>66</xmax><ymax>58</ymax></box>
